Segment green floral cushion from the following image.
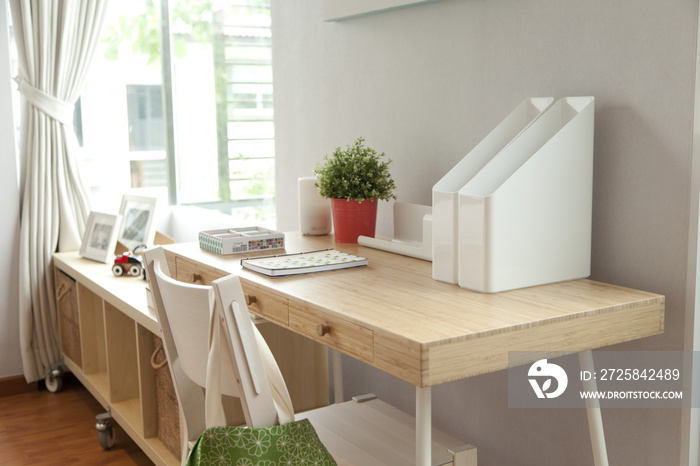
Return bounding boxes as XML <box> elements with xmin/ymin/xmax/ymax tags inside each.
<box><xmin>185</xmin><ymin>418</ymin><xmax>337</xmax><ymax>466</ymax></box>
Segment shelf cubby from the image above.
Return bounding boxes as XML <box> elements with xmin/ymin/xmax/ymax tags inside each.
<box><xmin>105</xmin><ymin>303</ymin><xmax>140</xmax><ymax>404</ymax></box>
<box><xmin>78</xmin><ymin>283</ymin><xmax>107</xmax><ymax>377</ymax></box>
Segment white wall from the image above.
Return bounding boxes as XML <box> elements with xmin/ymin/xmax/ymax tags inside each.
<box><xmin>0</xmin><ymin>0</ymin><xmax>23</xmax><ymax>378</ymax></box>
<box><xmin>271</xmin><ymin>0</ymin><xmax>696</xmax><ymax>464</ymax></box>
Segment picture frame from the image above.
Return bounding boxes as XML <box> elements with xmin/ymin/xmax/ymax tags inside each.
<box><xmin>117</xmin><ymin>195</ymin><xmax>158</xmax><ymax>251</ymax></box>
<box><xmin>80</xmin><ymin>212</ymin><xmax>122</xmax><ymax>263</ymax></box>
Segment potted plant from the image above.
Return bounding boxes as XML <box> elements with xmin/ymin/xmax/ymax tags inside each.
<box><xmin>314</xmin><ymin>137</ymin><xmax>397</xmax><ymax>243</ymax></box>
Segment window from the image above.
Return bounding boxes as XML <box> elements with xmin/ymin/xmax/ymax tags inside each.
<box><xmin>126</xmin><ymin>84</ymin><xmax>164</xmax><ymax>152</ymax></box>
<box><xmin>78</xmin><ymin>0</ymin><xmax>275</xmax><ymax>226</ymax></box>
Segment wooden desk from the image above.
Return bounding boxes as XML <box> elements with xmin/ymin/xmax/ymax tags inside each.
<box><xmin>164</xmin><ymin>232</ymin><xmax>664</xmax><ymax>466</ymax></box>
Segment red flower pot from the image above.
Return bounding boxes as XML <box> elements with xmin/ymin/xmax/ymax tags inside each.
<box><xmin>331</xmin><ymin>198</ymin><xmax>378</xmax><ymax>243</ymax></box>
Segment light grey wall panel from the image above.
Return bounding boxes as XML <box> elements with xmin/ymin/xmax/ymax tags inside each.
<box><xmin>271</xmin><ymin>0</ymin><xmax>697</xmax><ymax>463</ymax></box>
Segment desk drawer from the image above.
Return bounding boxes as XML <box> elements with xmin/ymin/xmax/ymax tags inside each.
<box><xmin>241</xmin><ymin>284</ymin><xmax>289</xmax><ymax>326</ymax></box>
<box><xmin>289</xmin><ymin>302</ymin><xmax>374</xmax><ymax>363</ymax></box>
<box><xmin>175</xmin><ymin>257</ymin><xmax>222</xmax><ymax>285</ymax></box>
<box><xmin>174</xmin><ymin>256</ymin><xmax>289</xmax><ymax>325</ymax></box>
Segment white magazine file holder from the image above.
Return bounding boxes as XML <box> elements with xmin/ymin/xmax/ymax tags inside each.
<box><xmin>458</xmin><ymin>96</ymin><xmax>595</xmax><ymax>293</ymax></box>
<box><xmin>432</xmin><ymin>97</ymin><xmax>554</xmax><ymax>284</ymax></box>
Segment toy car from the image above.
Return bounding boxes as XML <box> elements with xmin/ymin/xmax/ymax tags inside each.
<box><xmin>112</xmin><ymin>245</ymin><xmax>148</xmax><ymax>278</ymax></box>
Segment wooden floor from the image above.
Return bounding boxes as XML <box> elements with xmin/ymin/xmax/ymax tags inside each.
<box><xmin>0</xmin><ymin>374</ymin><xmax>154</xmax><ymax>465</ymax></box>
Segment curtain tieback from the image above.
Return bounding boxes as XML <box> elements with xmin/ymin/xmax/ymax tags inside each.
<box><xmin>15</xmin><ymin>76</ymin><xmax>74</xmax><ymax>126</ymax></box>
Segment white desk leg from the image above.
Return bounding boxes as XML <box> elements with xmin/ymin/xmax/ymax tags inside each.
<box><xmin>579</xmin><ymin>350</ymin><xmax>609</xmax><ymax>466</ymax></box>
<box><xmin>416</xmin><ymin>386</ymin><xmax>432</xmax><ymax>466</ymax></box>
<box><xmin>332</xmin><ymin>349</ymin><xmax>344</xmax><ymax>403</ymax></box>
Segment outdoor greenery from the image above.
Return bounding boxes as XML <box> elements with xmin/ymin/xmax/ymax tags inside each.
<box><xmin>314</xmin><ymin>137</ymin><xmax>397</xmax><ymax>202</ymax></box>
<box><xmin>102</xmin><ymin>0</ymin><xmax>213</xmax><ymax>64</ymax></box>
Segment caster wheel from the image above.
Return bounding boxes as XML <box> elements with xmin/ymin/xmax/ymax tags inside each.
<box><xmin>129</xmin><ymin>264</ymin><xmax>141</xmax><ymax>277</ymax></box>
<box><xmin>45</xmin><ymin>371</ymin><xmax>63</xmax><ymax>393</ymax></box>
<box><xmin>112</xmin><ymin>264</ymin><xmax>124</xmax><ymax>277</ymax></box>
<box><xmin>97</xmin><ymin>422</ymin><xmax>115</xmax><ymax>449</ymax></box>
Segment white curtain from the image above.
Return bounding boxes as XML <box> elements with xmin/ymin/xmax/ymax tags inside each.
<box><xmin>10</xmin><ymin>0</ymin><xmax>109</xmax><ymax>383</ymax></box>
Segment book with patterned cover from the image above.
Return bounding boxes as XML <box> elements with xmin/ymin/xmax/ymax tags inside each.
<box><xmin>241</xmin><ymin>250</ymin><xmax>367</xmax><ymax>277</ymax></box>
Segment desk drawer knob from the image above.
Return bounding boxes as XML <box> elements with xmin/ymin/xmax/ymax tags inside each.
<box><xmin>316</xmin><ymin>324</ymin><xmax>331</xmax><ymax>337</ymax></box>
<box><xmin>245</xmin><ymin>294</ymin><xmax>257</xmax><ymax>306</ymax></box>
<box><xmin>191</xmin><ymin>273</ymin><xmax>202</xmax><ymax>283</ymax></box>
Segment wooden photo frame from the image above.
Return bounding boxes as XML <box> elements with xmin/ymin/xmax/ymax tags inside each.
<box><xmin>118</xmin><ymin>195</ymin><xmax>158</xmax><ymax>251</ymax></box>
<box><xmin>80</xmin><ymin>212</ymin><xmax>121</xmax><ymax>263</ymax></box>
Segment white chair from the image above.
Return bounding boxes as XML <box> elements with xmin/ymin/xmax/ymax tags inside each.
<box><xmin>144</xmin><ymin>246</ymin><xmax>477</xmax><ymax>465</ymax></box>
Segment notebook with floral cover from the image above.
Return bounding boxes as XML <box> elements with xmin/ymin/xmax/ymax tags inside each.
<box><xmin>241</xmin><ymin>249</ymin><xmax>367</xmax><ymax>277</ymax></box>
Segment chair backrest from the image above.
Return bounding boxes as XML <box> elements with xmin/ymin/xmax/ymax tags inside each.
<box><xmin>144</xmin><ymin>247</ymin><xmax>291</xmax><ymax>433</ymax></box>
<box><xmin>150</xmin><ymin>258</ymin><xmax>235</xmax><ymax>392</ymax></box>
<box><xmin>143</xmin><ymin>247</ymin><xmax>206</xmax><ymax>462</ymax></box>
<box><xmin>209</xmin><ymin>273</ymin><xmax>286</xmax><ymax>427</ymax></box>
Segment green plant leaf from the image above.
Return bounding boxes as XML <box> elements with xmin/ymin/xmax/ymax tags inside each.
<box><xmin>313</xmin><ymin>137</ymin><xmax>397</xmax><ymax>202</ymax></box>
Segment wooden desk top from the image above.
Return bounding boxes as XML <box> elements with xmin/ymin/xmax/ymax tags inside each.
<box><xmin>164</xmin><ymin>233</ymin><xmax>664</xmax><ymax>388</ymax></box>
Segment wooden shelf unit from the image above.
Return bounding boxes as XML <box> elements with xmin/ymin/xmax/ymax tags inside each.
<box><xmin>55</xmin><ymin>256</ymin><xmax>181</xmax><ymax>466</ymax></box>
<box><xmin>54</xmin><ymin>251</ymin><xmax>329</xmax><ymax>466</ymax></box>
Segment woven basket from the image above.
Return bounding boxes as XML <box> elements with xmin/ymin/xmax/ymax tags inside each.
<box><xmin>152</xmin><ymin>335</ymin><xmax>181</xmax><ymax>460</ymax></box>
<box><xmin>56</xmin><ymin>271</ymin><xmax>82</xmax><ymax>367</ymax></box>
